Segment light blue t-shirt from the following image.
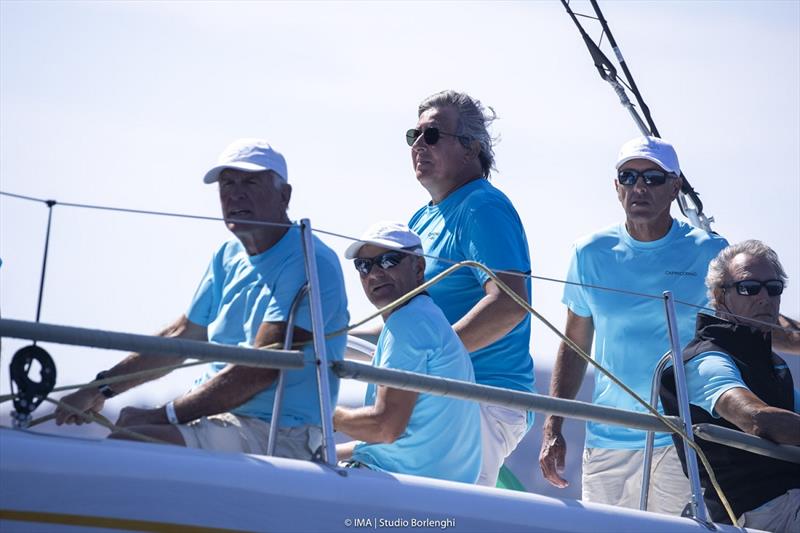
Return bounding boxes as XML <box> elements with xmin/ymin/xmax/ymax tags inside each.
<box><xmin>408</xmin><ymin>178</ymin><xmax>534</xmax><ymax>394</ymax></box>
<box><xmin>563</xmin><ymin>219</ymin><xmax>727</xmax><ymax>449</ymax></box>
<box><xmin>684</xmin><ymin>351</ymin><xmax>800</xmax><ymax>417</ymax></box>
<box><xmin>187</xmin><ymin>226</ymin><xmax>349</xmax><ymax>427</ymax></box>
<box><xmin>351</xmin><ymin>295</ymin><xmax>482</xmax><ymax>484</ymax></box>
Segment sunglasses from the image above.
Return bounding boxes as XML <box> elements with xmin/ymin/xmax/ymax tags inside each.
<box><xmin>617</xmin><ymin>169</ymin><xmax>676</xmax><ymax>187</ymax></box>
<box><xmin>724</xmin><ymin>279</ymin><xmax>784</xmax><ymax>297</ymax></box>
<box><xmin>353</xmin><ymin>250</ymin><xmax>408</xmax><ymax>276</ymax></box>
<box><xmin>405</xmin><ymin>127</ymin><xmax>468</xmax><ymax>147</ymax></box>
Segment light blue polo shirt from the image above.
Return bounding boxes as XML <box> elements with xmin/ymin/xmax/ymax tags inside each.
<box><xmin>187</xmin><ymin>226</ymin><xmax>349</xmax><ymax>427</ymax></box>
<box><xmin>684</xmin><ymin>351</ymin><xmax>800</xmax><ymax>416</ymax></box>
<box><xmin>351</xmin><ymin>295</ymin><xmax>482</xmax><ymax>483</ymax></box>
<box><xmin>563</xmin><ymin>219</ymin><xmax>727</xmax><ymax>449</ymax></box>
<box><xmin>408</xmin><ymin>178</ymin><xmax>534</xmax><ymax>395</ymax></box>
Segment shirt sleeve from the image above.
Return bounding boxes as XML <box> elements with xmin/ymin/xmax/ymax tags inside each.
<box><xmin>561</xmin><ymin>244</ymin><xmax>591</xmax><ymax>318</ymax></box>
<box><xmin>684</xmin><ymin>351</ymin><xmax>749</xmax><ymax>417</ymax></box>
<box><xmin>458</xmin><ymin>199</ymin><xmax>530</xmax><ymax>287</ymax></box>
<box><xmin>186</xmin><ymin>259</ymin><xmax>216</xmax><ymax>326</ymax></box>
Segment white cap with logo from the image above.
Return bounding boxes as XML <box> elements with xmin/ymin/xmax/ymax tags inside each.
<box><xmin>203</xmin><ymin>138</ymin><xmax>288</xmax><ymax>184</ymax></box>
<box><xmin>616</xmin><ymin>136</ymin><xmax>681</xmax><ymax>175</ymax></box>
<box><xmin>344</xmin><ymin>222</ymin><xmax>423</xmax><ymax>259</ymax></box>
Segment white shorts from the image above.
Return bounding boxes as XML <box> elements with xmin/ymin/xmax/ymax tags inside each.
<box><xmin>477</xmin><ymin>404</ymin><xmax>528</xmax><ymax>487</ymax></box>
<box><xmin>737</xmin><ymin>488</ymin><xmax>800</xmax><ymax>532</ymax></box>
<box><xmin>177</xmin><ymin>412</ymin><xmax>322</xmax><ymax>460</ymax></box>
<box><xmin>581</xmin><ymin>445</ymin><xmax>690</xmax><ymax>515</ymax></box>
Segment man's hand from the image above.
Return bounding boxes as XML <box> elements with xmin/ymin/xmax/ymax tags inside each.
<box><xmin>115</xmin><ymin>406</ymin><xmax>168</xmax><ymax>428</ymax></box>
<box><xmin>55</xmin><ymin>389</ymin><xmax>105</xmax><ymax>426</ymax></box>
<box><xmin>539</xmin><ymin>421</ymin><xmax>569</xmax><ymax>488</ymax></box>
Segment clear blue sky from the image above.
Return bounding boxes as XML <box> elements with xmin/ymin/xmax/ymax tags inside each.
<box><xmin>1</xmin><ymin>0</ymin><xmax>798</xmax><ymax>470</ymax></box>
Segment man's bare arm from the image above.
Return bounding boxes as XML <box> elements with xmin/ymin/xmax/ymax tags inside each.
<box><xmin>454</xmin><ymin>272</ymin><xmax>529</xmax><ymax>353</ymax></box>
<box><xmin>714</xmin><ymin>387</ymin><xmax>800</xmax><ymax>445</ymax></box>
<box><xmin>333</xmin><ymin>386</ymin><xmax>417</xmax><ymax>444</ymax></box>
<box><xmin>167</xmin><ymin>321</ymin><xmax>311</xmax><ymax>424</ymax></box>
<box><xmin>539</xmin><ymin>310</ymin><xmax>594</xmax><ymax>488</ymax></box>
<box><xmin>55</xmin><ymin>315</ymin><xmax>207</xmax><ymax>425</ymax></box>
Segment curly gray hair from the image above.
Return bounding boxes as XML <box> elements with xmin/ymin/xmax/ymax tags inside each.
<box><xmin>418</xmin><ymin>90</ymin><xmax>497</xmax><ymax>178</ymax></box>
<box><xmin>706</xmin><ymin>239</ymin><xmax>787</xmax><ymax>308</ymax></box>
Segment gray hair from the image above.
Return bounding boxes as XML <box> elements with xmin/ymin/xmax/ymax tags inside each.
<box><xmin>418</xmin><ymin>90</ymin><xmax>497</xmax><ymax>178</ymax></box>
<box><xmin>706</xmin><ymin>239</ymin><xmax>788</xmax><ymax>307</ymax></box>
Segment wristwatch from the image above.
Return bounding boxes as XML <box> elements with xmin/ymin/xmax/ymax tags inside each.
<box><xmin>95</xmin><ymin>371</ymin><xmax>118</xmax><ymax>399</ymax></box>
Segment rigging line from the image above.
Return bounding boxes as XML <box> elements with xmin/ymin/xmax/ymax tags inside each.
<box><xmin>2</xmin><ymin>190</ymin><xmax>793</xmax><ymax>334</ymax></box>
<box><xmin>0</xmin><ymin>190</ymin><xmax>297</xmax><ymax>230</ymax></box>
<box><xmin>35</xmin><ymin>200</ymin><xmax>56</xmax><ymax>327</ymax></box>
<box><xmin>0</xmin><ymin>191</ymin><xmax>51</xmax><ymax>204</ymax></box>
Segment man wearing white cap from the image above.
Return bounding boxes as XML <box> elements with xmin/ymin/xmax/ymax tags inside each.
<box><xmin>333</xmin><ymin>222</ymin><xmax>482</xmax><ymax>483</ymax></box>
<box><xmin>56</xmin><ymin>138</ymin><xmax>349</xmax><ymax>459</ymax></box>
<box><xmin>538</xmin><ymin>136</ymin><xmax>728</xmax><ymax>514</ymax></box>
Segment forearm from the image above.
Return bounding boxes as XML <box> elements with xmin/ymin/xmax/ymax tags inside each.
<box><xmin>454</xmin><ymin>292</ymin><xmax>526</xmax><ymax>353</ymax></box>
<box><xmin>544</xmin><ymin>344</ymin><xmax>590</xmax><ymax>433</ymax></box>
<box><xmin>96</xmin><ymin>317</ymin><xmax>201</xmax><ymax>394</ymax></box>
<box><xmin>773</xmin><ymin>314</ymin><xmax>800</xmax><ymax>354</ymax></box>
<box><xmin>333</xmin><ymin>406</ymin><xmax>394</xmax><ymax>443</ymax></box>
<box><xmin>751</xmin><ymin>406</ymin><xmax>800</xmax><ymax>445</ymax></box>
<box><xmin>171</xmin><ymin>365</ymin><xmax>278</xmax><ymax>423</ymax></box>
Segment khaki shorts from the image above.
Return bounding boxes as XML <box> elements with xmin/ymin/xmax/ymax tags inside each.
<box><xmin>177</xmin><ymin>412</ymin><xmax>322</xmax><ymax>460</ymax></box>
<box><xmin>581</xmin><ymin>445</ymin><xmax>690</xmax><ymax>515</ymax></box>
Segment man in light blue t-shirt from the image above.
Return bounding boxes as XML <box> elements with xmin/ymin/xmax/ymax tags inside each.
<box><xmin>56</xmin><ymin>139</ymin><xmax>348</xmax><ymax>459</ymax></box>
<box><xmin>334</xmin><ymin>222</ymin><xmax>482</xmax><ymax>484</ymax></box>
<box><xmin>539</xmin><ymin>136</ymin><xmax>728</xmax><ymax>514</ymax></box>
<box><xmin>406</xmin><ymin>90</ymin><xmax>533</xmax><ymax>487</ymax></box>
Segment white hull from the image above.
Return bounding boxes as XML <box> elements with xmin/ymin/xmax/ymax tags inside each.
<box><xmin>0</xmin><ymin>428</ymin><xmax>751</xmax><ymax>532</ymax></box>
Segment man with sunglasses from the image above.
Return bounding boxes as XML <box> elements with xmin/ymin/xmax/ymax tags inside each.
<box><xmin>406</xmin><ymin>90</ymin><xmax>534</xmax><ymax>487</ymax></box>
<box><xmin>660</xmin><ymin>240</ymin><xmax>799</xmax><ymax>531</ymax></box>
<box><xmin>333</xmin><ymin>222</ymin><xmax>482</xmax><ymax>483</ymax></box>
<box><xmin>539</xmin><ymin>136</ymin><xmax>729</xmax><ymax>514</ymax></box>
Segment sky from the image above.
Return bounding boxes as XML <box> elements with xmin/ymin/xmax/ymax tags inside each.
<box><xmin>1</xmin><ymin>0</ymin><xmax>798</xmax><ymax>496</ymax></box>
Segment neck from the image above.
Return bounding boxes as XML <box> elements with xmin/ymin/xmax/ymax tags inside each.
<box><xmin>429</xmin><ymin>174</ymin><xmax>482</xmax><ymax>205</ymax></box>
<box><xmin>625</xmin><ymin>214</ymin><xmax>673</xmax><ymax>242</ymax></box>
<box><xmin>237</xmin><ymin>221</ymin><xmax>291</xmax><ymax>256</ymax></box>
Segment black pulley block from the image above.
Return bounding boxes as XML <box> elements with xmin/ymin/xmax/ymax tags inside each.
<box><xmin>10</xmin><ymin>344</ymin><xmax>57</xmax><ymax>426</ymax></box>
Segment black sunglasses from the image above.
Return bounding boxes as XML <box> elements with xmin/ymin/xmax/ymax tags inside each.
<box><xmin>353</xmin><ymin>250</ymin><xmax>408</xmax><ymax>276</ymax></box>
<box><xmin>724</xmin><ymin>279</ymin><xmax>784</xmax><ymax>297</ymax></box>
<box><xmin>617</xmin><ymin>169</ymin><xmax>676</xmax><ymax>187</ymax></box>
<box><xmin>405</xmin><ymin>127</ymin><xmax>468</xmax><ymax>147</ymax></box>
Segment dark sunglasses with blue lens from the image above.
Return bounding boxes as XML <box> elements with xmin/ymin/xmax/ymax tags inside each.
<box><xmin>406</xmin><ymin>127</ymin><xmax>469</xmax><ymax>147</ymax></box>
<box><xmin>354</xmin><ymin>250</ymin><xmax>409</xmax><ymax>276</ymax></box>
<box><xmin>617</xmin><ymin>168</ymin><xmax>677</xmax><ymax>187</ymax></box>
<box><xmin>724</xmin><ymin>279</ymin><xmax>784</xmax><ymax>297</ymax></box>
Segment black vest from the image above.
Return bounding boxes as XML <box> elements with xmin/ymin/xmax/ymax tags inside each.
<box><xmin>660</xmin><ymin>313</ymin><xmax>799</xmax><ymax>523</ymax></box>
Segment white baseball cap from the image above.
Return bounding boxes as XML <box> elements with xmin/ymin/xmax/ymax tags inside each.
<box><xmin>344</xmin><ymin>221</ymin><xmax>423</xmax><ymax>259</ymax></box>
<box><xmin>203</xmin><ymin>138</ymin><xmax>288</xmax><ymax>184</ymax></box>
<box><xmin>616</xmin><ymin>136</ymin><xmax>681</xmax><ymax>176</ymax></box>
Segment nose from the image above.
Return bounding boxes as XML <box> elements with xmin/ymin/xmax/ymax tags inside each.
<box><xmin>411</xmin><ymin>132</ymin><xmax>426</xmax><ymax>152</ymax></box>
<box><xmin>631</xmin><ymin>176</ymin><xmax>649</xmax><ymax>193</ymax></box>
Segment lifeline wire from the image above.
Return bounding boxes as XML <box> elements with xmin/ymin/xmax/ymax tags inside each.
<box><xmin>2</xmin><ymin>190</ymin><xmax>797</xmax><ymax>336</ymax></box>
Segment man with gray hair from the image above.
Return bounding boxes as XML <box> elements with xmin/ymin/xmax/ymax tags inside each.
<box><xmin>406</xmin><ymin>90</ymin><xmax>534</xmax><ymax>487</ymax></box>
<box><xmin>660</xmin><ymin>240</ymin><xmax>799</xmax><ymax>531</ymax></box>
<box><xmin>56</xmin><ymin>138</ymin><xmax>349</xmax><ymax>459</ymax></box>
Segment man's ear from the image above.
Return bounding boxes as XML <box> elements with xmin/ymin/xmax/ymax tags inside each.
<box><xmin>415</xmin><ymin>256</ymin><xmax>426</xmax><ymax>284</ymax></box>
<box><xmin>281</xmin><ymin>183</ymin><xmax>293</xmax><ymax>207</ymax></box>
<box><xmin>464</xmin><ymin>140</ymin><xmax>481</xmax><ymax>162</ymax></box>
<box><xmin>670</xmin><ymin>175</ymin><xmax>683</xmax><ymax>201</ymax></box>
